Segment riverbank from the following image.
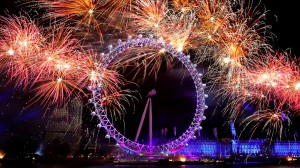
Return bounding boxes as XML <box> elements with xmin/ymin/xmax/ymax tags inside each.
<box><xmin>113</xmin><ymin>156</ymin><xmax>300</xmax><ymax>166</ymax></box>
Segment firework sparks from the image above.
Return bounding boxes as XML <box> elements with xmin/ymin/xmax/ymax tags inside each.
<box><xmin>172</xmin><ymin>0</ymin><xmax>197</xmax><ymax>12</ymax></box>
<box><xmin>101</xmin><ymin>0</ymin><xmax>133</xmax><ymax>25</ymax></box>
<box><xmin>130</xmin><ymin>0</ymin><xmax>167</xmax><ymax>34</ymax></box>
<box><xmin>160</xmin><ymin>11</ymin><xmax>197</xmax><ymax>52</ymax></box>
<box><xmin>34</xmin><ymin>0</ymin><xmax>102</xmax><ymax>26</ymax></box>
<box><xmin>0</xmin><ymin>13</ymin><xmax>139</xmax><ymax>111</ymax></box>
<box><xmin>33</xmin><ymin>0</ymin><xmax>104</xmax><ymax>41</ymax></box>
<box><xmin>111</xmin><ymin>47</ymin><xmax>175</xmax><ymax>83</ymax></box>
<box><xmin>102</xmin><ymin>89</ymin><xmax>140</xmax><ymax>120</ymax></box>
<box><xmin>30</xmin><ymin>75</ymin><xmax>84</xmax><ymax>108</ymax></box>
<box><xmin>246</xmin><ymin>52</ymin><xmax>300</xmax><ymax>111</ymax></box>
<box><xmin>195</xmin><ymin>0</ymin><xmax>229</xmax><ymax>43</ymax></box>
<box><xmin>194</xmin><ymin>0</ymin><xmax>272</xmax><ymax>68</ymax></box>
<box><xmin>0</xmin><ymin>15</ymin><xmax>43</xmax><ymax>89</ymax></box>
<box><xmin>209</xmin><ymin>50</ymin><xmax>300</xmax><ymax>120</ymax></box>
<box><xmin>240</xmin><ymin>110</ymin><xmax>292</xmax><ymax>140</ymax></box>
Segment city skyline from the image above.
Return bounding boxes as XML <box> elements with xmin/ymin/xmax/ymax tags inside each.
<box><xmin>1</xmin><ymin>0</ymin><xmax>300</xmax><ymax>156</ymax></box>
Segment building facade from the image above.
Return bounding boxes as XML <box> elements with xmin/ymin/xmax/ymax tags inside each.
<box><xmin>45</xmin><ymin>99</ymin><xmax>83</xmax><ymax>156</ymax></box>
<box><xmin>178</xmin><ymin>139</ymin><xmax>300</xmax><ymax>158</ymax></box>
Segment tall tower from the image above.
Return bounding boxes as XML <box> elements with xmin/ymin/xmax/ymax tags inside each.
<box><xmin>45</xmin><ymin>99</ymin><xmax>83</xmax><ymax>156</ymax></box>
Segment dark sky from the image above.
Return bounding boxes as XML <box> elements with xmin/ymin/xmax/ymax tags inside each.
<box><xmin>1</xmin><ymin>0</ymin><xmax>300</xmax><ymax>153</ymax></box>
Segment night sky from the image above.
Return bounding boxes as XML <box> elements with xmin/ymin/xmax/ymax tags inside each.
<box><xmin>1</xmin><ymin>0</ymin><xmax>300</xmax><ymax>154</ymax></box>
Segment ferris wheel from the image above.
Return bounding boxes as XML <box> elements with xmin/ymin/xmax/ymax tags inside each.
<box><xmin>88</xmin><ymin>35</ymin><xmax>207</xmax><ymax>155</ymax></box>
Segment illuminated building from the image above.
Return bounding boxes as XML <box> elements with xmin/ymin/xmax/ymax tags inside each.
<box><xmin>178</xmin><ymin>140</ymin><xmax>231</xmax><ymax>158</ymax></box>
<box><xmin>45</xmin><ymin>99</ymin><xmax>83</xmax><ymax>156</ymax></box>
<box><xmin>178</xmin><ymin>139</ymin><xmax>300</xmax><ymax>158</ymax></box>
<box><xmin>273</xmin><ymin>141</ymin><xmax>300</xmax><ymax>157</ymax></box>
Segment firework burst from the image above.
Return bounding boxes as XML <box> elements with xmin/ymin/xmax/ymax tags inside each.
<box><xmin>0</xmin><ymin>15</ymin><xmax>43</xmax><ymax>89</ymax></box>
<box><xmin>217</xmin><ymin>1</ymin><xmax>272</xmax><ymax>67</ymax></box>
<box><xmin>172</xmin><ymin>0</ymin><xmax>197</xmax><ymax>12</ymax></box>
<box><xmin>101</xmin><ymin>0</ymin><xmax>133</xmax><ymax>26</ymax></box>
<box><xmin>194</xmin><ymin>0</ymin><xmax>272</xmax><ymax>69</ymax></box>
<box><xmin>246</xmin><ymin>52</ymin><xmax>300</xmax><ymax>111</ymax></box>
<box><xmin>130</xmin><ymin>0</ymin><xmax>167</xmax><ymax>35</ymax></box>
<box><xmin>209</xmin><ymin>50</ymin><xmax>300</xmax><ymax>121</ymax></box>
<box><xmin>195</xmin><ymin>0</ymin><xmax>230</xmax><ymax>41</ymax></box>
<box><xmin>0</xmin><ymin>13</ymin><xmax>138</xmax><ymax>112</ymax></box>
<box><xmin>33</xmin><ymin>0</ymin><xmax>104</xmax><ymax>42</ymax></box>
<box><xmin>240</xmin><ymin>109</ymin><xmax>292</xmax><ymax>140</ymax></box>
<box><xmin>159</xmin><ymin>11</ymin><xmax>197</xmax><ymax>52</ymax></box>
<box><xmin>111</xmin><ymin>47</ymin><xmax>175</xmax><ymax>83</ymax></box>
